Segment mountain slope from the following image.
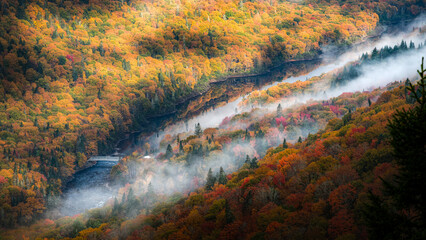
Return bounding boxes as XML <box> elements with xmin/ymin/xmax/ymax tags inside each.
<box><xmin>0</xmin><ymin>0</ymin><xmax>424</xmax><ymax>230</ymax></box>
<box><xmin>0</xmin><ymin>0</ymin><xmax>384</xmax><ymax>227</ymax></box>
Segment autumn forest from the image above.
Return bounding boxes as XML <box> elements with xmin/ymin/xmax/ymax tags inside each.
<box><xmin>0</xmin><ymin>0</ymin><xmax>425</xmax><ymax>239</ymax></box>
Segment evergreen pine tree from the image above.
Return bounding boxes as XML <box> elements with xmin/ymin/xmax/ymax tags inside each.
<box><xmin>218</xmin><ymin>167</ymin><xmax>227</xmax><ymax>185</ymax></box>
<box><xmin>282</xmin><ymin>138</ymin><xmax>288</xmax><ymax>148</ymax></box>
<box><xmin>277</xmin><ymin>103</ymin><xmax>282</xmax><ymax>117</ymax></box>
<box><xmin>195</xmin><ymin>123</ymin><xmax>202</xmax><ymax>136</ymax></box>
<box><xmin>364</xmin><ymin>58</ymin><xmax>426</xmax><ymax>239</ymax></box>
<box><xmin>165</xmin><ymin>144</ymin><xmax>173</xmax><ymax>159</ymax></box>
<box><xmin>205</xmin><ymin>168</ymin><xmax>216</xmax><ymax>190</ymax></box>
<box><xmin>250</xmin><ymin>157</ymin><xmax>258</xmax><ymax>169</ymax></box>
<box><xmin>245</xmin><ymin>155</ymin><xmax>250</xmax><ymax>164</ymax></box>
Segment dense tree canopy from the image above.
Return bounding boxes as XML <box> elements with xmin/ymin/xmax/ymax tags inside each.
<box><xmin>6</xmin><ymin>74</ymin><xmax>417</xmax><ymax>240</ymax></box>
<box><xmin>0</xmin><ymin>0</ymin><xmax>423</xmax><ymax>232</ymax></box>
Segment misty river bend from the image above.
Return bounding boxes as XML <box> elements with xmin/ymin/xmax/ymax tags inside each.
<box><xmin>58</xmin><ymin>19</ymin><xmax>425</xmax><ymax>217</ymax></box>
<box><xmin>58</xmin><ymin>58</ymin><xmax>322</xmax><ymax>217</ymax></box>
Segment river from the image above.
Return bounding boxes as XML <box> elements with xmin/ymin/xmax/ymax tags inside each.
<box><xmin>56</xmin><ymin>58</ymin><xmax>323</xmax><ymax>216</ymax></box>
<box><xmin>57</xmin><ymin>16</ymin><xmax>426</xmax><ymax>217</ymax></box>
<box><xmin>59</xmin><ymin>161</ymin><xmax>118</xmax><ymax>216</ymax></box>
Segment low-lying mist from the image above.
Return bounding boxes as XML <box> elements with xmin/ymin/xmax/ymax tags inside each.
<box><xmin>125</xmin><ymin>25</ymin><xmax>425</xmax><ymax>199</ymax></box>
<box><xmin>117</xmin><ymin>51</ymin><xmax>425</xmax><ymax>211</ymax></box>
<box><xmin>146</xmin><ymin>14</ymin><xmax>426</xmax><ymax>151</ymax></box>
<box><xmin>259</xmin><ymin>47</ymin><xmax>424</xmax><ymax>113</ymax></box>
<box><xmin>56</xmin><ymin>15</ymin><xmax>425</xmax><ymax>217</ymax></box>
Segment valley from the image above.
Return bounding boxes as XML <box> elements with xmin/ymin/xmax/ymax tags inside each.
<box><xmin>0</xmin><ymin>0</ymin><xmax>425</xmax><ymax>239</ymax></box>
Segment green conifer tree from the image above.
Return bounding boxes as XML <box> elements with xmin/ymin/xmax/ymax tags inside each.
<box><xmin>364</xmin><ymin>58</ymin><xmax>426</xmax><ymax>239</ymax></box>
<box><xmin>165</xmin><ymin>144</ymin><xmax>173</xmax><ymax>159</ymax></box>
<box><xmin>195</xmin><ymin>123</ymin><xmax>202</xmax><ymax>137</ymax></box>
<box><xmin>250</xmin><ymin>157</ymin><xmax>258</xmax><ymax>169</ymax></box>
<box><xmin>277</xmin><ymin>103</ymin><xmax>282</xmax><ymax>117</ymax></box>
<box><xmin>283</xmin><ymin>138</ymin><xmax>288</xmax><ymax>148</ymax></box>
<box><xmin>205</xmin><ymin>168</ymin><xmax>216</xmax><ymax>190</ymax></box>
<box><xmin>218</xmin><ymin>167</ymin><xmax>227</xmax><ymax>185</ymax></box>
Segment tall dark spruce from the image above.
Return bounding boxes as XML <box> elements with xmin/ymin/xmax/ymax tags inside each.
<box><xmin>364</xmin><ymin>58</ymin><xmax>426</xmax><ymax>240</ymax></box>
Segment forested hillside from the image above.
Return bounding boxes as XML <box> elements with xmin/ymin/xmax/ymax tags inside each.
<box><xmin>0</xmin><ymin>0</ymin><xmax>424</xmax><ymax>232</ymax></box>
<box><xmin>310</xmin><ymin>0</ymin><xmax>424</xmax><ymax>24</ymax></box>
<box><xmin>5</xmin><ymin>61</ymin><xmax>423</xmax><ymax>239</ymax></box>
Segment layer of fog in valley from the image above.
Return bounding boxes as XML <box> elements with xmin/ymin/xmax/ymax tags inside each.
<box><xmin>146</xmin><ymin>14</ymin><xmax>426</xmax><ymax>150</ymax></box>
<box><xmin>129</xmin><ymin>15</ymin><xmax>426</xmax><ymax>197</ymax></box>
<box><xmin>50</xmin><ymin>161</ymin><xmax>119</xmax><ymax>217</ymax></box>
<box><xmin>56</xmin><ymin>15</ymin><xmax>425</xmax><ymax>216</ymax></box>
